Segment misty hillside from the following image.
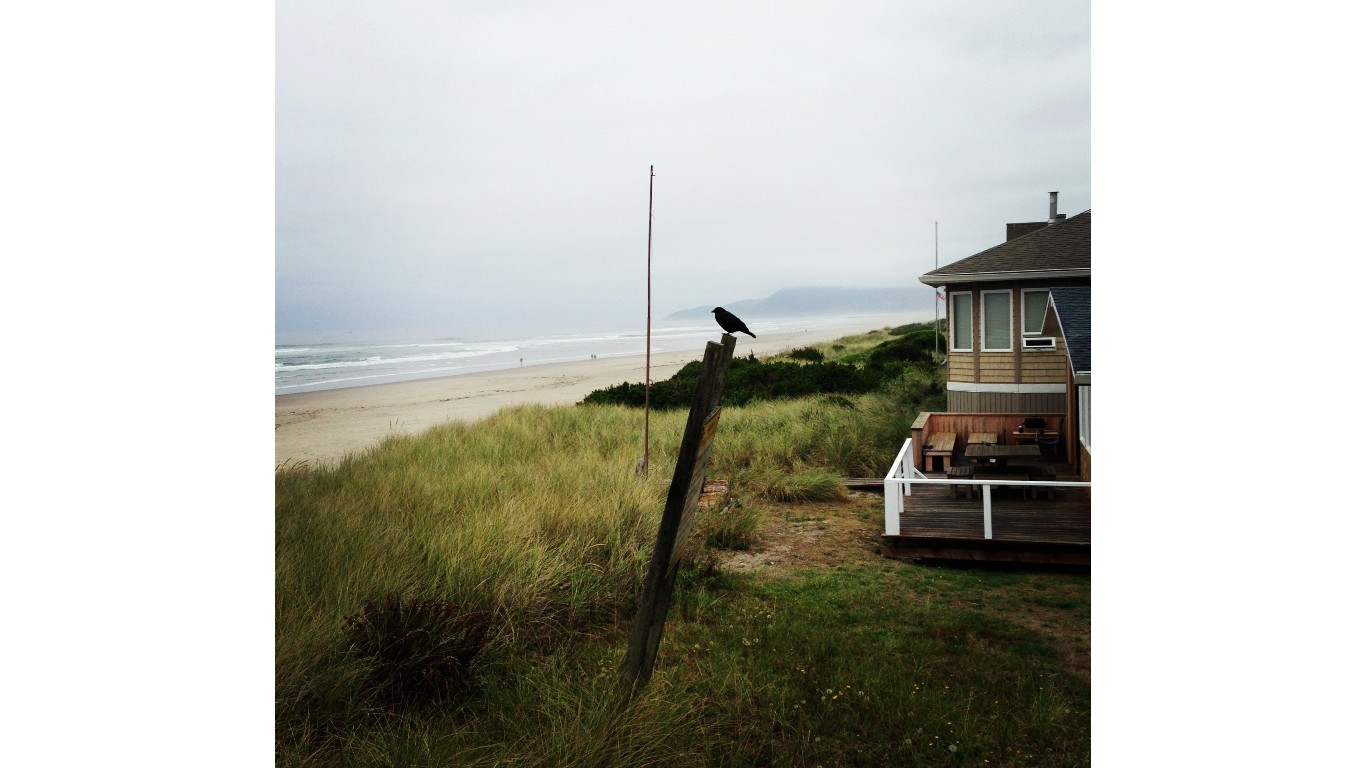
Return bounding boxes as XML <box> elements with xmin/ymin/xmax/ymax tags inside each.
<box><xmin>666</xmin><ymin>286</ymin><xmax>919</xmax><ymax>321</ymax></box>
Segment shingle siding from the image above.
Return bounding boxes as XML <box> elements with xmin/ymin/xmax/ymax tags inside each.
<box><xmin>1050</xmin><ymin>287</ymin><xmax>1091</xmax><ymax>374</ymax></box>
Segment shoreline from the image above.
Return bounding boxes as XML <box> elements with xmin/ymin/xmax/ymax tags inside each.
<box><xmin>275</xmin><ymin>319</ymin><xmax>912</xmax><ymax>468</ymax></box>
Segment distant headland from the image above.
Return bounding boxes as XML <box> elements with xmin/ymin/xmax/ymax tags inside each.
<box><xmin>665</xmin><ymin>286</ymin><xmax>921</xmax><ymax>321</ymax></box>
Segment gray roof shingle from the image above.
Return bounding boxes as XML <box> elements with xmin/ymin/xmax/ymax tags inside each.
<box><xmin>1050</xmin><ymin>286</ymin><xmax>1090</xmax><ymax>374</ymax></box>
<box><xmin>922</xmin><ymin>209</ymin><xmax>1090</xmax><ymax>281</ymax></box>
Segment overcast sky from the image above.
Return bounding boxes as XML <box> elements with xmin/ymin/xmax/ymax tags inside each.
<box><xmin>276</xmin><ymin>0</ymin><xmax>1090</xmax><ymax>342</ymax></box>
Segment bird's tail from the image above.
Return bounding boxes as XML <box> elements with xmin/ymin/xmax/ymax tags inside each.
<box><xmin>743</xmin><ymin>330</ymin><xmax>757</xmax><ymax>338</ymax></box>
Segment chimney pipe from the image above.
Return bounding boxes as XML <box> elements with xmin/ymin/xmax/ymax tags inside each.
<box><xmin>1048</xmin><ymin>191</ymin><xmax>1059</xmax><ymax>222</ymax></box>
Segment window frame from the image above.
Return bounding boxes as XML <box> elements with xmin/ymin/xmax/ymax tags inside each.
<box><xmin>1021</xmin><ymin>289</ymin><xmax>1050</xmax><ymax>337</ymax></box>
<box><xmin>980</xmin><ymin>289</ymin><xmax>1014</xmax><ymax>352</ymax></box>
<box><xmin>949</xmin><ymin>291</ymin><xmax>973</xmax><ymax>352</ymax></box>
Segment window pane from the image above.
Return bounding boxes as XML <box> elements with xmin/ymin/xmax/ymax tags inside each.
<box><xmin>951</xmin><ymin>294</ymin><xmax>972</xmax><ymax>350</ymax></box>
<box><xmin>983</xmin><ymin>292</ymin><xmax>1011</xmax><ymax>350</ymax></box>
<box><xmin>1024</xmin><ymin>291</ymin><xmax>1048</xmax><ymax>334</ymax></box>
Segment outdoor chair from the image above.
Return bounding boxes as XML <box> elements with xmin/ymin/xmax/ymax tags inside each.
<box><xmin>1037</xmin><ymin>417</ymin><xmax>1063</xmax><ymax>456</ymax></box>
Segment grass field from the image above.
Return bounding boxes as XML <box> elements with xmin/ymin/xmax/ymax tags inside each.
<box><xmin>276</xmin><ymin>329</ymin><xmax>1089</xmax><ymax>766</ymax></box>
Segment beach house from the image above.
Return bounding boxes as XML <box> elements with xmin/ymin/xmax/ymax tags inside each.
<box><xmin>882</xmin><ymin>193</ymin><xmax>1091</xmax><ymax>564</ymax></box>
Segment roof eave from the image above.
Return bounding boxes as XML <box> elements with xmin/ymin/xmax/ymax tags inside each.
<box><xmin>917</xmin><ymin>268</ymin><xmax>1090</xmax><ymax>287</ymax></box>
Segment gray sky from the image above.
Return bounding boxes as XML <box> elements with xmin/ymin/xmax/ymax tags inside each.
<box><xmin>276</xmin><ymin>0</ymin><xmax>1090</xmax><ymax>342</ymax></box>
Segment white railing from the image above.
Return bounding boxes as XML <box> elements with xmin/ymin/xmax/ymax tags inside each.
<box><xmin>883</xmin><ymin>438</ymin><xmax>1092</xmax><ymax>539</ymax></box>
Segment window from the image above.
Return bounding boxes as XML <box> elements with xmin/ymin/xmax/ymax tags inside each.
<box><xmin>949</xmin><ymin>292</ymin><xmax>973</xmax><ymax>352</ymax></box>
<box><xmin>981</xmin><ymin>290</ymin><xmax>1012</xmax><ymax>351</ymax></box>
<box><xmin>1022</xmin><ymin>289</ymin><xmax>1050</xmax><ymax>336</ymax></box>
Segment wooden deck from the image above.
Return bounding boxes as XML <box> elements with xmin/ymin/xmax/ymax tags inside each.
<box><xmin>881</xmin><ymin>470</ymin><xmax>1090</xmax><ymax>567</ymax></box>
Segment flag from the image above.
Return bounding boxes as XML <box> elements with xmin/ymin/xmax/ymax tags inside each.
<box><xmin>936</xmin><ymin>292</ymin><xmax>946</xmax><ymax>301</ymax></box>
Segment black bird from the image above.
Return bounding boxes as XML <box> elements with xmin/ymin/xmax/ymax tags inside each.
<box><xmin>711</xmin><ymin>307</ymin><xmax>756</xmax><ymax>338</ymax></box>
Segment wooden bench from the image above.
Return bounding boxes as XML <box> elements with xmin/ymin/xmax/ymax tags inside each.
<box><xmin>967</xmin><ymin>432</ymin><xmax>999</xmax><ymax>446</ymax></box>
<box><xmin>979</xmin><ymin>472</ymin><xmax>1031</xmax><ymax>499</ymax></box>
<box><xmin>942</xmin><ymin>463</ymin><xmax>1058</xmax><ymax>500</ymax></box>
<box><xmin>1026</xmin><ymin>464</ymin><xmax>1057</xmax><ymax>499</ymax></box>
<box><xmin>922</xmin><ymin>431</ymin><xmax>958</xmax><ymax>473</ymax></box>
<box><xmin>967</xmin><ymin>463</ymin><xmax>1032</xmax><ymax>499</ymax></box>
<box><xmin>946</xmin><ymin>465</ymin><xmax>974</xmax><ymax>498</ymax></box>
<box><xmin>974</xmin><ymin>465</ymin><xmax>1058</xmax><ymax>499</ymax></box>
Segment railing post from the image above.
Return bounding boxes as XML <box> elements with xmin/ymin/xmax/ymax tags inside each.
<box><xmin>982</xmin><ymin>483</ymin><xmax>993</xmax><ymax>540</ymax></box>
<box><xmin>884</xmin><ymin>438</ymin><xmax>912</xmax><ymax>537</ymax></box>
<box><xmin>884</xmin><ymin>477</ymin><xmax>900</xmax><ymax>536</ymax></box>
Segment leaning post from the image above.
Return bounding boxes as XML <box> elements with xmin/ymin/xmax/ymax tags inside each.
<box><xmin>617</xmin><ymin>334</ymin><xmax>736</xmax><ymax>702</ymax></box>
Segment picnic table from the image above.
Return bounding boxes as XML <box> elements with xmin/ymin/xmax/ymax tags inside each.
<box><xmin>964</xmin><ymin>443</ymin><xmax>1041</xmax><ymax>466</ymax></box>
<box><xmin>946</xmin><ymin>452</ymin><xmax>1057</xmax><ymax>499</ymax></box>
<box><xmin>968</xmin><ymin>432</ymin><xmax>999</xmax><ymax>446</ymax></box>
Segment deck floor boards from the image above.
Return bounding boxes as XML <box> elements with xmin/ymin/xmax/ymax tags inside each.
<box><xmin>882</xmin><ymin>474</ymin><xmax>1090</xmax><ymax>565</ymax></box>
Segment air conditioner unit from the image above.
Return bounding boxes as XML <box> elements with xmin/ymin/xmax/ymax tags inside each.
<box><xmin>1022</xmin><ymin>336</ymin><xmax>1056</xmax><ymax>350</ymax></box>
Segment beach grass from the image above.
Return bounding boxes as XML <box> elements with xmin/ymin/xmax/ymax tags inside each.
<box><xmin>275</xmin><ymin>329</ymin><xmax>1088</xmax><ymax>766</ymax></box>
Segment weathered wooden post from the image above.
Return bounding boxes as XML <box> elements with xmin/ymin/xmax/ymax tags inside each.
<box><xmin>617</xmin><ymin>333</ymin><xmax>736</xmax><ymax>701</ymax></box>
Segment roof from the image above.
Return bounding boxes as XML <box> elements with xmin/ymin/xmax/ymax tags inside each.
<box><xmin>1049</xmin><ymin>286</ymin><xmax>1090</xmax><ymax>375</ymax></box>
<box><xmin>919</xmin><ymin>209</ymin><xmax>1090</xmax><ymax>285</ymax></box>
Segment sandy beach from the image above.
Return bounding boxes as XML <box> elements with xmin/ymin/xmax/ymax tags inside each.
<box><xmin>275</xmin><ymin>320</ymin><xmax>910</xmax><ymax>468</ymax></box>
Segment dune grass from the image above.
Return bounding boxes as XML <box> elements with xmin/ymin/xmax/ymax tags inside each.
<box><xmin>276</xmin><ymin>337</ymin><xmax>1086</xmax><ymax>766</ymax></box>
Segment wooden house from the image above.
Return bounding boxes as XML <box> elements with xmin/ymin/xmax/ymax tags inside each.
<box><xmin>919</xmin><ymin>196</ymin><xmax>1091</xmax><ymax>477</ymax></box>
<box><xmin>882</xmin><ymin>194</ymin><xmax>1091</xmax><ymax>565</ymax></box>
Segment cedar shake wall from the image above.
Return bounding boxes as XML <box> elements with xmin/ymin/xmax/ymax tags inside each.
<box><xmin>942</xmin><ymin>280</ymin><xmax>1080</xmax><ymax>388</ymax></box>
<box><xmin>1021</xmin><ymin>352</ymin><xmax>1069</xmax><ymax>382</ymax></box>
<box><xmin>948</xmin><ymin>353</ymin><xmax>974</xmax><ymax>380</ymax></box>
<box><xmin>979</xmin><ymin>354</ymin><xmax>1016</xmax><ymax>383</ymax></box>
<box><xmin>1023</xmin><ymin>308</ymin><xmax>1070</xmax><ymax>383</ymax></box>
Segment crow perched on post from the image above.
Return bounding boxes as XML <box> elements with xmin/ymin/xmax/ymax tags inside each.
<box><xmin>711</xmin><ymin>307</ymin><xmax>756</xmax><ymax>338</ymax></box>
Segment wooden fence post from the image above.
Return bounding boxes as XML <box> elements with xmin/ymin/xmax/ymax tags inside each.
<box><xmin>617</xmin><ymin>334</ymin><xmax>736</xmax><ymax>701</ymax></box>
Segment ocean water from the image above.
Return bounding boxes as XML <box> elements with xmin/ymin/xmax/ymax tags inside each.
<box><xmin>275</xmin><ymin>314</ymin><xmax>907</xmax><ymax>395</ymax></box>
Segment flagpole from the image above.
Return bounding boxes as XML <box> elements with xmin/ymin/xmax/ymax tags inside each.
<box><xmin>643</xmin><ymin>165</ymin><xmax>654</xmax><ymax>475</ymax></box>
<box><xmin>934</xmin><ymin>221</ymin><xmax>939</xmax><ymax>358</ymax></box>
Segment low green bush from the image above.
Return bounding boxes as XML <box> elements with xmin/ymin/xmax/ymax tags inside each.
<box><xmin>786</xmin><ymin>346</ymin><xmax>825</xmax><ymax>362</ymax></box>
<box><xmin>584</xmin><ymin>329</ymin><xmax>952</xmax><ymax>412</ymax></box>
<box><xmin>865</xmin><ymin>329</ymin><xmax>943</xmax><ymax>368</ymax></box>
<box><xmin>581</xmin><ymin>355</ymin><xmax>882</xmax><ymax>410</ymax></box>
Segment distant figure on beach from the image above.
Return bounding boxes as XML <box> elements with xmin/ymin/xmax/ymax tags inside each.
<box><xmin>711</xmin><ymin>307</ymin><xmax>756</xmax><ymax>338</ymax></box>
<box><xmin>519</xmin><ymin>358</ymin><xmax>523</xmax><ymax>366</ymax></box>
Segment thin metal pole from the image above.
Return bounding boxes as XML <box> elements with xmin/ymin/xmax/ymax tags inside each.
<box><xmin>644</xmin><ymin>165</ymin><xmax>654</xmax><ymax>474</ymax></box>
<box><xmin>934</xmin><ymin>221</ymin><xmax>939</xmax><ymax>358</ymax></box>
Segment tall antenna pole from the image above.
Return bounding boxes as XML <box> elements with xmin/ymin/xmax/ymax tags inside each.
<box><xmin>643</xmin><ymin>165</ymin><xmax>654</xmax><ymax>475</ymax></box>
<box><xmin>934</xmin><ymin>221</ymin><xmax>939</xmax><ymax>358</ymax></box>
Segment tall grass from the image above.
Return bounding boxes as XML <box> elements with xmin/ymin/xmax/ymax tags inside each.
<box><xmin>276</xmin><ymin>391</ymin><xmax>915</xmax><ymax>720</ymax></box>
<box><xmin>277</xmin><ymin>348</ymin><xmax>1088</xmax><ymax>766</ymax></box>
<box><xmin>277</xmin><ymin>405</ymin><xmax>680</xmax><ymax>734</ymax></box>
